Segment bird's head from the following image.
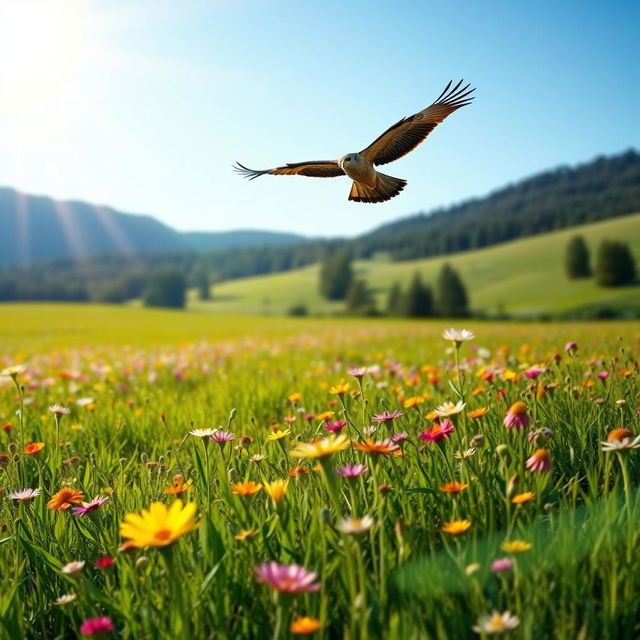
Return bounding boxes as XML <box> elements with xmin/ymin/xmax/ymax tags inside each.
<box><xmin>340</xmin><ymin>153</ymin><xmax>362</xmax><ymax>169</ymax></box>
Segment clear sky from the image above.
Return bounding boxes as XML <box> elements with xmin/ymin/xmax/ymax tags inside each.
<box><xmin>0</xmin><ymin>0</ymin><xmax>638</xmax><ymax>237</ymax></box>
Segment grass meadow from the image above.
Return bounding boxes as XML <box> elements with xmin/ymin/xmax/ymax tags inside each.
<box><xmin>0</xmin><ymin>305</ymin><xmax>639</xmax><ymax>638</ymax></box>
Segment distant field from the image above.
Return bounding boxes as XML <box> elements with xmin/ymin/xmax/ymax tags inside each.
<box><xmin>193</xmin><ymin>213</ymin><xmax>640</xmax><ymax>317</ymax></box>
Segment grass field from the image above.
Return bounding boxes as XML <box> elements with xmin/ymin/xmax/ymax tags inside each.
<box><xmin>192</xmin><ymin>213</ymin><xmax>640</xmax><ymax>317</ymax></box>
<box><xmin>0</xmin><ymin>306</ymin><xmax>639</xmax><ymax>638</ymax></box>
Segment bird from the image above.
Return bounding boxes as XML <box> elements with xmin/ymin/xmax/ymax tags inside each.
<box><xmin>233</xmin><ymin>79</ymin><xmax>475</xmax><ymax>204</ymax></box>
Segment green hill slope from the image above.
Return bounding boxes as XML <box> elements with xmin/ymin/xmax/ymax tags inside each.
<box><xmin>192</xmin><ymin>213</ymin><xmax>640</xmax><ymax>317</ymax></box>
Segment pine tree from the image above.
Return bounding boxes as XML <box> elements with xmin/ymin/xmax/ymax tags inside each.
<box><xmin>436</xmin><ymin>263</ymin><xmax>469</xmax><ymax>317</ymax></box>
<box><xmin>143</xmin><ymin>269</ymin><xmax>186</xmax><ymax>309</ymax></box>
<box><xmin>565</xmin><ymin>235</ymin><xmax>591</xmax><ymax>279</ymax></box>
<box><xmin>346</xmin><ymin>279</ymin><xmax>375</xmax><ymax>315</ymax></box>
<box><xmin>401</xmin><ymin>272</ymin><xmax>433</xmax><ymax>317</ymax></box>
<box><xmin>386</xmin><ymin>282</ymin><xmax>402</xmax><ymax>316</ymax></box>
<box><xmin>595</xmin><ymin>240</ymin><xmax>637</xmax><ymax>286</ymax></box>
<box><xmin>193</xmin><ymin>263</ymin><xmax>211</xmax><ymax>300</ymax></box>
<box><xmin>319</xmin><ymin>252</ymin><xmax>354</xmax><ymax>300</ymax></box>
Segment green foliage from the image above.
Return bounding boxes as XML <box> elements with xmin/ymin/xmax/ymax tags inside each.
<box><xmin>595</xmin><ymin>240</ymin><xmax>637</xmax><ymax>286</ymax></box>
<box><xmin>436</xmin><ymin>263</ymin><xmax>469</xmax><ymax>317</ymax></box>
<box><xmin>191</xmin><ymin>262</ymin><xmax>211</xmax><ymax>301</ymax></box>
<box><xmin>565</xmin><ymin>235</ymin><xmax>591</xmax><ymax>279</ymax></box>
<box><xmin>143</xmin><ymin>269</ymin><xmax>186</xmax><ymax>309</ymax></box>
<box><xmin>319</xmin><ymin>251</ymin><xmax>353</xmax><ymax>300</ymax></box>
<box><xmin>345</xmin><ymin>278</ymin><xmax>376</xmax><ymax>315</ymax></box>
<box><xmin>287</xmin><ymin>303</ymin><xmax>309</xmax><ymax>317</ymax></box>
<box><xmin>386</xmin><ymin>281</ymin><xmax>403</xmax><ymax>316</ymax></box>
<box><xmin>400</xmin><ymin>272</ymin><xmax>433</xmax><ymax>317</ymax></box>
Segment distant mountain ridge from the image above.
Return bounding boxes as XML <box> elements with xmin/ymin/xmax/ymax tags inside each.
<box><xmin>0</xmin><ymin>188</ymin><xmax>305</xmax><ymax>267</ymax></box>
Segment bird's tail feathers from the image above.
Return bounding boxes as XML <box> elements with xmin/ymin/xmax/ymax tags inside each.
<box><xmin>348</xmin><ymin>173</ymin><xmax>406</xmax><ymax>203</ymax></box>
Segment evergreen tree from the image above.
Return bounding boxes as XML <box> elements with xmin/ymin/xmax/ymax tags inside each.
<box><xmin>401</xmin><ymin>272</ymin><xmax>433</xmax><ymax>317</ymax></box>
<box><xmin>386</xmin><ymin>281</ymin><xmax>402</xmax><ymax>316</ymax></box>
<box><xmin>193</xmin><ymin>263</ymin><xmax>211</xmax><ymax>300</ymax></box>
<box><xmin>565</xmin><ymin>235</ymin><xmax>591</xmax><ymax>279</ymax></box>
<box><xmin>346</xmin><ymin>279</ymin><xmax>376</xmax><ymax>315</ymax></box>
<box><xmin>319</xmin><ymin>251</ymin><xmax>353</xmax><ymax>300</ymax></box>
<box><xmin>595</xmin><ymin>240</ymin><xmax>637</xmax><ymax>286</ymax></box>
<box><xmin>143</xmin><ymin>269</ymin><xmax>186</xmax><ymax>309</ymax></box>
<box><xmin>436</xmin><ymin>263</ymin><xmax>469</xmax><ymax>317</ymax></box>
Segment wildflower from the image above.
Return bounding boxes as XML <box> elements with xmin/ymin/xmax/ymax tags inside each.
<box><xmin>404</xmin><ymin>395</ymin><xmax>425</xmax><ymax>409</ymax></box>
<box><xmin>210</xmin><ymin>430</ymin><xmax>236</xmax><ymax>445</ymax></box>
<box><xmin>372</xmin><ymin>410</ymin><xmax>404</xmax><ymax>424</ymax></box>
<box><xmin>24</xmin><ymin>442</ymin><xmax>45</xmax><ymax>456</ymax></box>
<box><xmin>80</xmin><ymin>616</ymin><xmax>115</xmax><ymax>636</ymax></box>
<box><xmin>336</xmin><ymin>463</ymin><xmax>368</xmax><ymax>479</ymax></box>
<box><xmin>290</xmin><ymin>616</ymin><xmax>322</xmax><ymax>634</ymax></box>
<box><xmin>523</xmin><ymin>366</ymin><xmax>545</xmax><ymax>379</ymax></box>
<box><xmin>231</xmin><ymin>481</ymin><xmax>262</xmax><ymax>496</ymax></box>
<box><xmin>163</xmin><ymin>481</ymin><xmax>193</xmax><ymax>495</ymax></box>
<box><xmin>316</xmin><ymin>411</ymin><xmax>335</xmax><ymax>421</ymax></box>
<box><xmin>598</xmin><ymin>371</ymin><xmax>609</xmax><ymax>380</ymax></box>
<box><xmin>434</xmin><ymin>401</ymin><xmax>465</xmax><ymax>417</ymax></box>
<box><xmin>292</xmin><ymin>434</ymin><xmax>350</xmax><ymax>459</ymax></box>
<box><xmin>467</xmin><ymin>407</ymin><xmax>489</xmax><ymax>419</ymax></box>
<box><xmin>442</xmin><ymin>519</ymin><xmax>471</xmax><ymax>535</ymax></box>
<box><xmin>264</xmin><ymin>479</ymin><xmax>289</xmax><ymax>503</ymax></box>
<box><xmin>72</xmin><ymin>496</ymin><xmax>109</xmax><ymax>516</ymax></box>
<box><xmin>526</xmin><ymin>449</ymin><xmax>552</xmax><ymax>472</ymax></box>
<box><xmin>473</xmin><ymin>611</ymin><xmax>520</xmax><ymax>635</ymax></box>
<box><xmin>355</xmin><ymin>438</ymin><xmax>398</xmax><ymax>455</ymax></box>
<box><xmin>8</xmin><ymin>488</ymin><xmax>41</xmax><ymax>501</ymax></box>
<box><xmin>503</xmin><ymin>402</ymin><xmax>531</xmax><ymax>429</ymax></box>
<box><xmin>1</xmin><ymin>365</ymin><xmax>25</xmax><ymax>380</ymax></box>
<box><xmin>267</xmin><ymin>429</ymin><xmax>291</xmax><ymax>441</ymax></box>
<box><xmin>336</xmin><ymin>515</ymin><xmax>374</xmax><ymax>534</ymax></box>
<box><xmin>55</xmin><ymin>593</ymin><xmax>77</xmax><ymax>606</ymax></box>
<box><xmin>501</xmin><ymin>540</ymin><xmax>532</xmax><ymax>553</ymax></box>
<box><xmin>189</xmin><ymin>428</ymin><xmax>218</xmax><ymax>438</ymax></box>
<box><xmin>1</xmin><ymin>422</ymin><xmax>10</xmax><ymax>433</ymax></box>
<box><xmin>490</xmin><ymin>557</ymin><xmax>513</xmax><ymax>573</ymax></box>
<box><xmin>511</xmin><ymin>491</ymin><xmax>535</xmax><ymax>505</ymax></box>
<box><xmin>601</xmin><ymin>428</ymin><xmax>640</xmax><ymax>452</ymax></box>
<box><xmin>391</xmin><ymin>432</ymin><xmax>409</xmax><ymax>443</ymax></box>
<box><xmin>234</xmin><ymin>529</ymin><xmax>255</xmax><ymax>541</ymax></box>
<box><xmin>48</xmin><ymin>488</ymin><xmax>85</xmax><ymax>511</ymax></box>
<box><xmin>348</xmin><ymin>366</ymin><xmax>368</xmax><ymax>379</ymax></box>
<box><xmin>61</xmin><ymin>561</ymin><xmax>85</xmax><ymax>574</ymax></box>
<box><xmin>119</xmin><ymin>500</ymin><xmax>200</xmax><ymax>549</ymax></box>
<box><xmin>419</xmin><ymin>420</ymin><xmax>455</xmax><ymax>443</ymax></box>
<box><xmin>325</xmin><ymin>420</ymin><xmax>347</xmax><ymax>432</ymax></box>
<box><xmin>442</xmin><ymin>328</ymin><xmax>475</xmax><ymax>347</ymax></box>
<box><xmin>254</xmin><ymin>562</ymin><xmax>321</xmax><ymax>594</ymax></box>
<box><xmin>440</xmin><ymin>481</ymin><xmax>469</xmax><ymax>493</ymax></box>
<box><xmin>289</xmin><ymin>465</ymin><xmax>309</xmax><ymax>478</ymax></box>
<box><xmin>454</xmin><ymin>447</ymin><xmax>477</xmax><ymax>459</ymax></box>
<box><xmin>465</xmin><ymin>563</ymin><xmax>481</xmax><ymax>576</ymax></box>
<box><xmin>288</xmin><ymin>392</ymin><xmax>302</xmax><ymax>403</ymax></box>
<box><xmin>565</xmin><ymin>341</ymin><xmax>578</xmax><ymax>353</ymax></box>
<box><xmin>250</xmin><ymin>454</ymin><xmax>265</xmax><ymax>463</ymax></box>
<box><xmin>49</xmin><ymin>404</ymin><xmax>71</xmax><ymax>415</ymax></box>
<box><xmin>94</xmin><ymin>556</ymin><xmax>115</xmax><ymax>569</ymax></box>
<box><xmin>330</xmin><ymin>381</ymin><xmax>350</xmax><ymax>395</ymax></box>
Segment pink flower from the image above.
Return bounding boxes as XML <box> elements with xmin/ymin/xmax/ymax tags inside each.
<box><xmin>523</xmin><ymin>366</ymin><xmax>545</xmax><ymax>380</ymax></box>
<box><xmin>565</xmin><ymin>341</ymin><xmax>578</xmax><ymax>353</ymax></box>
<box><xmin>348</xmin><ymin>366</ymin><xmax>368</xmax><ymax>379</ymax></box>
<box><xmin>80</xmin><ymin>616</ymin><xmax>115</xmax><ymax>636</ymax></box>
<box><xmin>72</xmin><ymin>496</ymin><xmax>109</xmax><ymax>516</ymax></box>
<box><xmin>490</xmin><ymin>557</ymin><xmax>514</xmax><ymax>573</ymax></box>
<box><xmin>304</xmin><ymin>413</ymin><xmax>315</xmax><ymax>422</ymax></box>
<box><xmin>526</xmin><ymin>448</ymin><xmax>552</xmax><ymax>472</ymax></box>
<box><xmin>8</xmin><ymin>488</ymin><xmax>41</xmax><ymax>501</ymax></box>
<box><xmin>419</xmin><ymin>420</ymin><xmax>455</xmax><ymax>443</ymax></box>
<box><xmin>336</xmin><ymin>463</ymin><xmax>368</xmax><ymax>479</ymax></box>
<box><xmin>94</xmin><ymin>556</ymin><xmax>115</xmax><ymax>570</ymax></box>
<box><xmin>372</xmin><ymin>410</ymin><xmax>404</xmax><ymax>424</ymax></box>
<box><xmin>254</xmin><ymin>562</ymin><xmax>321</xmax><ymax>594</ymax></box>
<box><xmin>391</xmin><ymin>432</ymin><xmax>409</xmax><ymax>443</ymax></box>
<box><xmin>49</xmin><ymin>404</ymin><xmax>71</xmax><ymax>415</ymax></box>
<box><xmin>597</xmin><ymin>371</ymin><xmax>609</xmax><ymax>380</ymax></box>
<box><xmin>210</xmin><ymin>430</ymin><xmax>236</xmax><ymax>445</ymax></box>
<box><xmin>503</xmin><ymin>402</ymin><xmax>531</xmax><ymax>429</ymax></box>
<box><xmin>325</xmin><ymin>421</ymin><xmax>347</xmax><ymax>432</ymax></box>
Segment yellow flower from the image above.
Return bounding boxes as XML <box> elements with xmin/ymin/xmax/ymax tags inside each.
<box><xmin>441</xmin><ymin>519</ymin><xmax>471</xmax><ymax>535</ymax></box>
<box><xmin>316</xmin><ymin>411</ymin><xmax>335</xmax><ymax>422</ymax></box>
<box><xmin>267</xmin><ymin>429</ymin><xmax>291</xmax><ymax>442</ymax></box>
<box><xmin>404</xmin><ymin>395</ymin><xmax>425</xmax><ymax>409</ymax></box>
<box><xmin>511</xmin><ymin>491</ymin><xmax>535</xmax><ymax>505</ymax></box>
<box><xmin>263</xmin><ymin>479</ymin><xmax>289</xmax><ymax>503</ymax></box>
<box><xmin>119</xmin><ymin>500</ymin><xmax>200</xmax><ymax>549</ymax></box>
<box><xmin>234</xmin><ymin>529</ymin><xmax>255</xmax><ymax>542</ymax></box>
<box><xmin>467</xmin><ymin>407</ymin><xmax>489</xmax><ymax>419</ymax></box>
<box><xmin>329</xmin><ymin>381</ymin><xmax>350</xmax><ymax>395</ymax></box>
<box><xmin>288</xmin><ymin>392</ymin><xmax>302</xmax><ymax>403</ymax></box>
<box><xmin>292</xmin><ymin>434</ymin><xmax>350</xmax><ymax>459</ymax></box>
<box><xmin>290</xmin><ymin>616</ymin><xmax>322</xmax><ymax>634</ymax></box>
<box><xmin>231</xmin><ymin>481</ymin><xmax>263</xmax><ymax>496</ymax></box>
<box><xmin>501</xmin><ymin>540</ymin><xmax>532</xmax><ymax>553</ymax></box>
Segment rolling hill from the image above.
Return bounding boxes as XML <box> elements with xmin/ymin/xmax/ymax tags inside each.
<box><xmin>191</xmin><ymin>213</ymin><xmax>640</xmax><ymax>318</ymax></box>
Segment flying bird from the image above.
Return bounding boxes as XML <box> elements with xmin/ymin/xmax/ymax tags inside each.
<box><xmin>234</xmin><ymin>79</ymin><xmax>475</xmax><ymax>204</ymax></box>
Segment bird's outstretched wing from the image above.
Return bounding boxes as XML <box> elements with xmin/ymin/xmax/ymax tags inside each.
<box><xmin>233</xmin><ymin>160</ymin><xmax>344</xmax><ymax>180</ymax></box>
<box><xmin>360</xmin><ymin>80</ymin><xmax>475</xmax><ymax>167</ymax></box>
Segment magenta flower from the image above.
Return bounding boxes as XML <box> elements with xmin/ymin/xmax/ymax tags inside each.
<box><xmin>336</xmin><ymin>463</ymin><xmax>368</xmax><ymax>479</ymax></box>
<box><xmin>490</xmin><ymin>557</ymin><xmax>514</xmax><ymax>573</ymax></box>
<box><xmin>80</xmin><ymin>616</ymin><xmax>115</xmax><ymax>636</ymax></box>
<box><xmin>597</xmin><ymin>371</ymin><xmax>609</xmax><ymax>380</ymax></box>
<box><xmin>372</xmin><ymin>410</ymin><xmax>404</xmax><ymax>424</ymax></box>
<box><xmin>523</xmin><ymin>366</ymin><xmax>545</xmax><ymax>380</ymax></box>
<box><xmin>94</xmin><ymin>556</ymin><xmax>115</xmax><ymax>570</ymax></box>
<box><xmin>304</xmin><ymin>413</ymin><xmax>315</xmax><ymax>422</ymax></box>
<box><xmin>565</xmin><ymin>341</ymin><xmax>578</xmax><ymax>353</ymax></box>
<box><xmin>419</xmin><ymin>420</ymin><xmax>455</xmax><ymax>443</ymax></box>
<box><xmin>325</xmin><ymin>420</ymin><xmax>347</xmax><ymax>432</ymax></box>
<box><xmin>503</xmin><ymin>402</ymin><xmax>531</xmax><ymax>430</ymax></box>
<box><xmin>72</xmin><ymin>496</ymin><xmax>109</xmax><ymax>516</ymax></box>
<box><xmin>526</xmin><ymin>448</ymin><xmax>552</xmax><ymax>472</ymax></box>
<box><xmin>210</xmin><ymin>430</ymin><xmax>236</xmax><ymax>445</ymax></box>
<box><xmin>254</xmin><ymin>562</ymin><xmax>321</xmax><ymax>594</ymax></box>
<box><xmin>348</xmin><ymin>366</ymin><xmax>368</xmax><ymax>379</ymax></box>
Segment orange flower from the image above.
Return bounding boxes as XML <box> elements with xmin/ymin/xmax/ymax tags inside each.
<box><xmin>467</xmin><ymin>407</ymin><xmax>489</xmax><ymax>419</ymax></box>
<box><xmin>47</xmin><ymin>488</ymin><xmax>85</xmax><ymax>511</ymax></box>
<box><xmin>231</xmin><ymin>481</ymin><xmax>262</xmax><ymax>496</ymax></box>
<box><xmin>440</xmin><ymin>481</ymin><xmax>469</xmax><ymax>494</ymax></box>
<box><xmin>355</xmin><ymin>439</ymin><xmax>398</xmax><ymax>455</ymax></box>
<box><xmin>607</xmin><ymin>428</ymin><xmax>634</xmax><ymax>442</ymax></box>
<box><xmin>442</xmin><ymin>519</ymin><xmax>471</xmax><ymax>535</ymax></box>
<box><xmin>289</xmin><ymin>465</ymin><xmax>309</xmax><ymax>478</ymax></box>
<box><xmin>24</xmin><ymin>442</ymin><xmax>45</xmax><ymax>456</ymax></box>
<box><xmin>290</xmin><ymin>617</ymin><xmax>322</xmax><ymax>635</ymax></box>
<box><xmin>511</xmin><ymin>491</ymin><xmax>535</xmax><ymax>505</ymax></box>
<box><xmin>163</xmin><ymin>480</ymin><xmax>193</xmax><ymax>495</ymax></box>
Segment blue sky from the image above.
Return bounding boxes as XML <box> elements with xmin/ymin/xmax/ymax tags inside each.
<box><xmin>0</xmin><ymin>0</ymin><xmax>638</xmax><ymax>236</ymax></box>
